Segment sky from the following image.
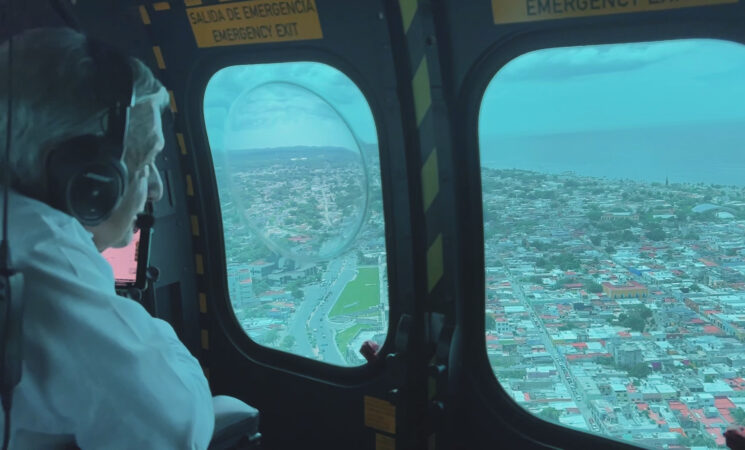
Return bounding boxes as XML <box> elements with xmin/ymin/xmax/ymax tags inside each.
<box><xmin>202</xmin><ymin>38</ymin><xmax>745</xmax><ymax>185</ymax></box>
<box><xmin>479</xmin><ymin>39</ymin><xmax>745</xmax><ymax>185</ymax></box>
<box><xmin>204</xmin><ymin>62</ymin><xmax>377</xmax><ymax>152</ymax></box>
<box><xmin>481</xmin><ymin>39</ymin><xmax>745</xmax><ymax>136</ymax></box>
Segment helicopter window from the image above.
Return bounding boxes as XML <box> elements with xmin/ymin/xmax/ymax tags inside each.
<box><xmin>204</xmin><ymin>62</ymin><xmax>388</xmax><ymax>367</ymax></box>
<box><xmin>479</xmin><ymin>39</ymin><xmax>745</xmax><ymax>448</ymax></box>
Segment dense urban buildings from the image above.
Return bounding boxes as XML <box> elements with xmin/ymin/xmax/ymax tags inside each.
<box><xmin>484</xmin><ymin>168</ymin><xmax>745</xmax><ymax>448</ymax></box>
<box><xmin>212</xmin><ymin>145</ymin><xmax>745</xmax><ymax>448</ymax></box>
<box><xmin>214</xmin><ymin>146</ymin><xmax>388</xmax><ymax>367</ymax></box>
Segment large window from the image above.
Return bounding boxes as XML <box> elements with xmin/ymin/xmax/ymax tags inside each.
<box><xmin>204</xmin><ymin>62</ymin><xmax>388</xmax><ymax>367</ymax></box>
<box><xmin>480</xmin><ymin>40</ymin><xmax>745</xmax><ymax>448</ymax></box>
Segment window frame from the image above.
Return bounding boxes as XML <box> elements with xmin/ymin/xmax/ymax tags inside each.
<box><xmin>452</xmin><ymin>18</ymin><xmax>745</xmax><ymax>449</ymax></box>
<box><xmin>186</xmin><ymin>46</ymin><xmax>411</xmax><ymax>383</ymax></box>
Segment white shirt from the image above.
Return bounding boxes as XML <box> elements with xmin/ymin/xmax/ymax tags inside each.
<box><xmin>0</xmin><ymin>190</ymin><xmax>214</xmax><ymax>449</ymax></box>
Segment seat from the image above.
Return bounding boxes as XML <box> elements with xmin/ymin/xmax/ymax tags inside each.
<box><xmin>22</xmin><ymin>395</ymin><xmax>259</xmax><ymax>449</ymax></box>
<box><xmin>209</xmin><ymin>395</ymin><xmax>261</xmax><ymax>450</ymax></box>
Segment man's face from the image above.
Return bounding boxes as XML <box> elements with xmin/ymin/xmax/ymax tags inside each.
<box><xmin>86</xmin><ymin>111</ymin><xmax>165</xmax><ymax>252</ymax></box>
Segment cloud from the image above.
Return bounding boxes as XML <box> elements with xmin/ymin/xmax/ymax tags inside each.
<box><xmin>497</xmin><ymin>39</ymin><xmax>698</xmax><ymax>82</ymax></box>
<box><xmin>203</xmin><ymin>62</ymin><xmax>377</xmax><ymax>150</ymax></box>
<box><xmin>480</xmin><ymin>39</ymin><xmax>745</xmax><ymax>137</ymax></box>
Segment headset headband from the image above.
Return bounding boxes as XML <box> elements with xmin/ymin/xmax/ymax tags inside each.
<box><xmin>84</xmin><ymin>37</ymin><xmax>135</xmax><ymax>160</ymax></box>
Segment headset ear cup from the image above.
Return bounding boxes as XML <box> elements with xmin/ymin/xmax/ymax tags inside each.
<box><xmin>46</xmin><ymin>135</ymin><xmax>127</xmax><ymax>226</ymax></box>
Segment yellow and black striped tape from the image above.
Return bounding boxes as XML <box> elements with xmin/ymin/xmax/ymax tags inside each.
<box><xmin>399</xmin><ymin>0</ymin><xmax>443</xmax><ymax>292</ymax></box>
<box><xmin>135</xmin><ymin>17</ymin><xmax>213</xmax><ymax>380</ymax></box>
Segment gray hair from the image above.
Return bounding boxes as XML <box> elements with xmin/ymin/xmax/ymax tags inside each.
<box><xmin>0</xmin><ymin>27</ymin><xmax>170</xmax><ymax>199</ymax></box>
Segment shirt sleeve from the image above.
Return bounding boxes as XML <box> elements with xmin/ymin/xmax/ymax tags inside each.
<box><xmin>22</xmin><ymin>230</ymin><xmax>214</xmax><ymax>450</ymax></box>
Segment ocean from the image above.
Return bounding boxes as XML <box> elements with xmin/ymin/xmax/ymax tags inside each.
<box><xmin>480</xmin><ymin>121</ymin><xmax>745</xmax><ymax>187</ymax></box>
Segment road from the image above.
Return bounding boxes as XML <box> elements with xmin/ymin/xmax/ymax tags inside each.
<box><xmin>281</xmin><ymin>253</ymin><xmax>358</xmax><ymax>365</ymax></box>
<box><xmin>506</xmin><ymin>265</ymin><xmax>605</xmax><ymax>434</ymax></box>
<box><xmin>308</xmin><ymin>253</ymin><xmax>358</xmax><ymax>364</ymax></box>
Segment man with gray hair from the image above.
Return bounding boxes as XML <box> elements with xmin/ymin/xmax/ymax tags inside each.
<box><xmin>0</xmin><ymin>27</ymin><xmax>215</xmax><ymax>448</ymax></box>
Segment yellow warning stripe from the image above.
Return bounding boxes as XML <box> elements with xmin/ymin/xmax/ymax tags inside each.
<box><xmin>153</xmin><ymin>1</ymin><xmax>170</xmax><ymax>11</ymax></box>
<box><xmin>138</xmin><ymin>5</ymin><xmax>151</xmax><ymax>24</ymax></box>
<box><xmin>364</xmin><ymin>396</ymin><xmax>396</xmax><ymax>434</ymax></box>
<box><xmin>186</xmin><ymin>174</ymin><xmax>194</xmax><ymax>196</ymax></box>
<box><xmin>427</xmin><ymin>234</ymin><xmax>443</xmax><ymax>293</ymax></box>
<box><xmin>421</xmin><ymin>148</ymin><xmax>439</xmax><ymax>212</ymax></box>
<box><xmin>152</xmin><ymin>46</ymin><xmax>166</xmax><ymax>69</ymax></box>
<box><xmin>376</xmin><ymin>433</ymin><xmax>396</xmax><ymax>450</ymax></box>
<box><xmin>201</xmin><ymin>329</ymin><xmax>209</xmax><ymax>349</ymax></box>
<box><xmin>168</xmin><ymin>90</ymin><xmax>178</xmax><ymax>113</ymax></box>
<box><xmin>176</xmin><ymin>133</ymin><xmax>187</xmax><ymax>155</ymax></box>
<box><xmin>412</xmin><ymin>56</ymin><xmax>431</xmax><ymax>127</ymax></box>
<box><xmin>191</xmin><ymin>215</ymin><xmax>200</xmax><ymax>236</ymax></box>
<box><xmin>195</xmin><ymin>254</ymin><xmax>204</xmax><ymax>275</ymax></box>
<box><xmin>184</xmin><ymin>0</ymin><xmax>202</xmax><ymax>5</ymax></box>
<box><xmin>492</xmin><ymin>0</ymin><xmax>738</xmax><ymax>24</ymax></box>
<box><xmin>399</xmin><ymin>0</ymin><xmax>417</xmax><ymax>33</ymax></box>
<box><xmin>199</xmin><ymin>293</ymin><xmax>207</xmax><ymax>313</ymax></box>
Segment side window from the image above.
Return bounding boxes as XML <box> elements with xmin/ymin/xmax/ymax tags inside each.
<box><xmin>204</xmin><ymin>62</ymin><xmax>388</xmax><ymax>367</ymax></box>
<box><xmin>480</xmin><ymin>40</ymin><xmax>745</xmax><ymax>448</ymax></box>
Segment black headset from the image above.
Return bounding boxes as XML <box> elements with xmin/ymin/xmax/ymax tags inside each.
<box><xmin>45</xmin><ymin>36</ymin><xmax>135</xmax><ymax>227</ymax></box>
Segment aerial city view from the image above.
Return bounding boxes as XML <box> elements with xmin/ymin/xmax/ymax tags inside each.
<box><xmin>477</xmin><ymin>38</ymin><xmax>745</xmax><ymax>449</ymax></box>
<box><xmin>213</xmin><ymin>145</ymin><xmax>388</xmax><ymax>367</ymax></box>
<box><xmin>203</xmin><ymin>38</ymin><xmax>745</xmax><ymax>448</ymax></box>
<box><xmin>204</xmin><ymin>62</ymin><xmax>389</xmax><ymax>368</ymax></box>
<box><xmin>483</xmin><ymin>168</ymin><xmax>745</xmax><ymax>448</ymax></box>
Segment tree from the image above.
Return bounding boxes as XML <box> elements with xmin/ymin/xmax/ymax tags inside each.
<box><xmin>621</xmin><ymin>230</ymin><xmax>637</xmax><ymax>242</ymax></box>
<box><xmin>280</xmin><ymin>335</ymin><xmax>296</xmax><ymax>350</ymax></box>
<box><xmin>734</xmin><ymin>407</ymin><xmax>745</xmax><ymax>426</ymax></box>
<box><xmin>499</xmin><ymin>369</ymin><xmax>526</xmax><ymax>379</ymax></box>
<box><xmin>537</xmin><ymin>407</ymin><xmax>562</xmax><ymax>422</ymax></box>
<box><xmin>590</xmin><ymin>235</ymin><xmax>601</xmax><ymax>246</ymax></box>
<box><xmin>637</xmin><ymin>306</ymin><xmax>653</xmax><ymax>320</ymax></box>
<box><xmin>264</xmin><ymin>329</ymin><xmax>280</xmax><ymax>345</ymax></box>
<box><xmin>552</xmin><ymin>253</ymin><xmax>580</xmax><ymax>271</ymax></box>
<box><xmin>292</xmin><ymin>288</ymin><xmax>304</xmax><ymax>300</ymax></box>
<box><xmin>619</xmin><ymin>306</ymin><xmax>652</xmax><ymax>332</ymax></box>
<box><xmin>629</xmin><ymin>363</ymin><xmax>650</xmax><ymax>379</ymax></box>
<box><xmin>586</xmin><ymin>281</ymin><xmax>603</xmax><ymax>293</ymax></box>
<box><xmin>486</xmin><ymin>315</ymin><xmax>496</xmax><ymax>331</ymax></box>
<box><xmin>690</xmin><ymin>434</ymin><xmax>716</xmax><ymax>447</ymax></box>
<box><xmin>253</xmin><ymin>279</ymin><xmax>270</xmax><ymax>296</ymax></box>
<box><xmin>624</xmin><ymin>315</ymin><xmax>645</xmax><ymax>332</ymax></box>
<box><xmin>605</xmin><ymin>245</ymin><xmax>616</xmax><ymax>254</ymax></box>
<box><xmin>646</xmin><ymin>228</ymin><xmax>667</xmax><ymax>241</ymax></box>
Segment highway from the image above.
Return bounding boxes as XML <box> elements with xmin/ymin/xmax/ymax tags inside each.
<box><xmin>283</xmin><ymin>253</ymin><xmax>357</xmax><ymax>365</ymax></box>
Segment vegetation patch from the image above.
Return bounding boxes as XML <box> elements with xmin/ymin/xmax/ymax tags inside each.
<box><xmin>335</xmin><ymin>323</ymin><xmax>374</xmax><ymax>356</ymax></box>
<box><xmin>329</xmin><ymin>267</ymin><xmax>380</xmax><ymax>317</ymax></box>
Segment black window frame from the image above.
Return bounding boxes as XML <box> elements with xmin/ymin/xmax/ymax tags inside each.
<box><xmin>187</xmin><ymin>45</ymin><xmax>412</xmax><ymax>384</ymax></box>
<box><xmin>453</xmin><ymin>15</ymin><xmax>745</xmax><ymax>450</ymax></box>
